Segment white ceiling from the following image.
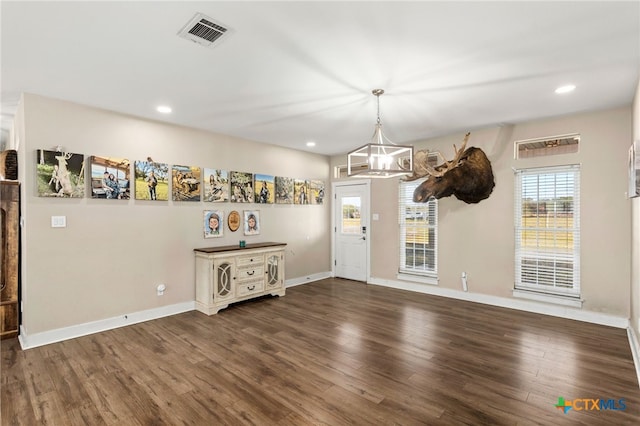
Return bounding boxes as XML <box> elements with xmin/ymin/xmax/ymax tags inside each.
<box><xmin>2</xmin><ymin>1</ymin><xmax>639</xmax><ymax>156</ymax></box>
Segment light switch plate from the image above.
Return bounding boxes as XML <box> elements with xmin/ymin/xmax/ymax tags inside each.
<box><xmin>51</xmin><ymin>216</ymin><xmax>66</xmax><ymax>228</ymax></box>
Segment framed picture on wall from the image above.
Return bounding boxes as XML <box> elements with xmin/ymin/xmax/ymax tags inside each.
<box><xmin>36</xmin><ymin>149</ymin><xmax>85</xmax><ymax>198</ymax></box>
<box><xmin>172</xmin><ymin>164</ymin><xmax>201</xmax><ymax>202</ymax></box>
<box><xmin>134</xmin><ymin>160</ymin><xmax>169</xmax><ymax>201</ymax></box>
<box><xmin>230</xmin><ymin>171</ymin><xmax>254</xmax><ymax>203</ymax></box>
<box><xmin>203</xmin><ymin>168</ymin><xmax>229</xmax><ymax>202</ymax></box>
<box><xmin>294</xmin><ymin>179</ymin><xmax>310</xmax><ymax>205</ymax></box>
<box><xmin>254</xmin><ymin>174</ymin><xmax>274</xmax><ymax>204</ymax></box>
<box><xmin>275</xmin><ymin>176</ymin><xmax>294</xmax><ymax>204</ymax></box>
<box><xmin>204</xmin><ymin>210</ymin><xmax>224</xmax><ymax>238</ymax></box>
<box><xmin>90</xmin><ymin>156</ymin><xmax>131</xmax><ymax>199</ymax></box>
<box><xmin>309</xmin><ymin>180</ymin><xmax>325</xmax><ymax>205</ymax></box>
<box><xmin>244</xmin><ymin>210</ymin><xmax>260</xmax><ymax>235</ymax></box>
<box><xmin>629</xmin><ymin>140</ymin><xmax>640</xmax><ymax>198</ymax></box>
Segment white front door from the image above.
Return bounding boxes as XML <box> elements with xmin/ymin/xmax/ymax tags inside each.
<box><xmin>333</xmin><ymin>181</ymin><xmax>369</xmax><ymax>282</ymax></box>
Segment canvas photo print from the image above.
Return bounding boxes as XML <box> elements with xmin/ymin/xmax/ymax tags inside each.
<box><xmin>629</xmin><ymin>140</ymin><xmax>640</xmax><ymax>198</ymax></box>
<box><xmin>254</xmin><ymin>174</ymin><xmax>274</xmax><ymax>204</ymax></box>
<box><xmin>134</xmin><ymin>160</ymin><xmax>169</xmax><ymax>201</ymax></box>
<box><xmin>36</xmin><ymin>149</ymin><xmax>85</xmax><ymax>198</ymax></box>
<box><xmin>275</xmin><ymin>176</ymin><xmax>294</xmax><ymax>204</ymax></box>
<box><xmin>203</xmin><ymin>168</ymin><xmax>229</xmax><ymax>202</ymax></box>
<box><xmin>90</xmin><ymin>156</ymin><xmax>130</xmax><ymax>199</ymax></box>
<box><xmin>294</xmin><ymin>179</ymin><xmax>310</xmax><ymax>205</ymax></box>
<box><xmin>309</xmin><ymin>180</ymin><xmax>325</xmax><ymax>205</ymax></box>
<box><xmin>230</xmin><ymin>171</ymin><xmax>254</xmax><ymax>203</ymax></box>
<box><xmin>172</xmin><ymin>165</ymin><xmax>201</xmax><ymax>202</ymax></box>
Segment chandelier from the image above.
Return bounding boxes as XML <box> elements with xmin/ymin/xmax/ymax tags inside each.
<box><xmin>347</xmin><ymin>89</ymin><xmax>413</xmax><ymax>178</ymax></box>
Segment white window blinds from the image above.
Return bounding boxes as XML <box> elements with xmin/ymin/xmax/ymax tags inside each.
<box><xmin>514</xmin><ymin>165</ymin><xmax>580</xmax><ymax>296</ymax></box>
<box><xmin>399</xmin><ymin>179</ymin><xmax>437</xmax><ymax>276</ymax></box>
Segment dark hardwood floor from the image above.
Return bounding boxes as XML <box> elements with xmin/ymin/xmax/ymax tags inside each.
<box><xmin>2</xmin><ymin>278</ymin><xmax>639</xmax><ymax>425</ymax></box>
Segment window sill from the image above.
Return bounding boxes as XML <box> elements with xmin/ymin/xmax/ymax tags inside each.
<box><xmin>513</xmin><ymin>289</ymin><xmax>583</xmax><ymax>308</ymax></box>
<box><xmin>397</xmin><ymin>273</ymin><xmax>438</xmax><ymax>286</ymax></box>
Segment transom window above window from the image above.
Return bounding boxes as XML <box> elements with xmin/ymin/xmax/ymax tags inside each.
<box><xmin>515</xmin><ymin>134</ymin><xmax>579</xmax><ymax>159</ymax></box>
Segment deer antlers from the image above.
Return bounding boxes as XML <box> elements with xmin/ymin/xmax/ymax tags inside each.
<box><xmin>55</xmin><ymin>152</ymin><xmax>73</xmax><ymax>160</ymax></box>
<box><xmin>405</xmin><ymin>132</ymin><xmax>470</xmax><ymax>181</ymax></box>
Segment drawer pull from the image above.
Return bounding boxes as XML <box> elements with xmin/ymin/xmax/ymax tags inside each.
<box><xmin>246</xmin><ymin>270</ymin><xmax>255</xmax><ymax>276</ymax></box>
<box><xmin>248</xmin><ymin>285</ymin><xmax>255</xmax><ymax>291</ymax></box>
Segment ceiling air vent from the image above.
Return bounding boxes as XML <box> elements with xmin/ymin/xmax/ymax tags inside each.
<box><xmin>177</xmin><ymin>13</ymin><xmax>232</xmax><ymax>48</ymax></box>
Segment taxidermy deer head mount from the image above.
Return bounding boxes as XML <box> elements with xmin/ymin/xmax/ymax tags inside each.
<box><xmin>405</xmin><ymin>132</ymin><xmax>495</xmax><ymax>204</ymax></box>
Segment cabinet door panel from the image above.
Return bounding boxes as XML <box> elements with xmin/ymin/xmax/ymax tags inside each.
<box><xmin>265</xmin><ymin>251</ymin><xmax>284</xmax><ymax>288</ymax></box>
<box><xmin>215</xmin><ymin>260</ymin><xmax>235</xmax><ymax>300</ymax></box>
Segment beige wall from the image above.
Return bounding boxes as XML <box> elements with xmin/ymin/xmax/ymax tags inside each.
<box><xmin>632</xmin><ymin>80</ymin><xmax>640</xmax><ymax>339</ymax></box>
<box><xmin>16</xmin><ymin>94</ymin><xmax>332</xmax><ymax>335</ymax></box>
<box><xmin>13</xmin><ymin>92</ymin><xmax>637</xmax><ymax>339</ymax></box>
<box><xmin>333</xmin><ymin>107</ymin><xmax>632</xmax><ymax>318</ymax></box>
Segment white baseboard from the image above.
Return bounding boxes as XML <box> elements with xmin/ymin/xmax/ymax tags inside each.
<box><xmin>628</xmin><ymin>326</ymin><xmax>640</xmax><ymax>388</ymax></box>
<box><xmin>17</xmin><ymin>272</ymin><xmax>332</xmax><ymax>349</ymax></box>
<box><xmin>368</xmin><ymin>276</ymin><xmax>629</xmax><ymax>329</ymax></box>
<box><xmin>18</xmin><ymin>301</ymin><xmax>195</xmax><ymax>350</ymax></box>
<box><xmin>286</xmin><ymin>271</ymin><xmax>332</xmax><ymax>288</ymax></box>
<box><xmin>18</xmin><ymin>274</ymin><xmax>629</xmax><ymax>353</ymax></box>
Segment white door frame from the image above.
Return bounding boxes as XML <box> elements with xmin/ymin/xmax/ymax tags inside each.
<box><xmin>331</xmin><ymin>179</ymin><xmax>371</xmax><ymax>282</ymax></box>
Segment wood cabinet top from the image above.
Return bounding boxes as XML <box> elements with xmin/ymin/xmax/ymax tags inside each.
<box><xmin>194</xmin><ymin>242</ymin><xmax>286</xmax><ymax>254</ymax></box>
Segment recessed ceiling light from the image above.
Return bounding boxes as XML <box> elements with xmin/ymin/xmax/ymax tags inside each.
<box><xmin>555</xmin><ymin>85</ymin><xmax>576</xmax><ymax>94</ymax></box>
<box><xmin>306</xmin><ymin>141</ymin><xmax>316</xmax><ymax>147</ymax></box>
<box><xmin>156</xmin><ymin>105</ymin><xmax>172</xmax><ymax>114</ymax></box>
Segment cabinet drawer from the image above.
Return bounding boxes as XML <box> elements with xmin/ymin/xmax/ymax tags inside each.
<box><xmin>237</xmin><ymin>265</ymin><xmax>264</xmax><ymax>281</ymax></box>
<box><xmin>236</xmin><ymin>280</ymin><xmax>264</xmax><ymax>297</ymax></box>
<box><xmin>236</xmin><ymin>254</ymin><xmax>264</xmax><ymax>267</ymax></box>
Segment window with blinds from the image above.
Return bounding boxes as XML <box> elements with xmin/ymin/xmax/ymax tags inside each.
<box><xmin>514</xmin><ymin>165</ymin><xmax>580</xmax><ymax>296</ymax></box>
<box><xmin>399</xmin><ymin>179</ymin><xmax>437</xmax><ymax>276</ymax></box>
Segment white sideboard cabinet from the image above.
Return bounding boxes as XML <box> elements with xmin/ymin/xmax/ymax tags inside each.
<box><xmin>194</xmin><ymin>242</ymin><xmax>286</xmax><ymax>315</ymax></box>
